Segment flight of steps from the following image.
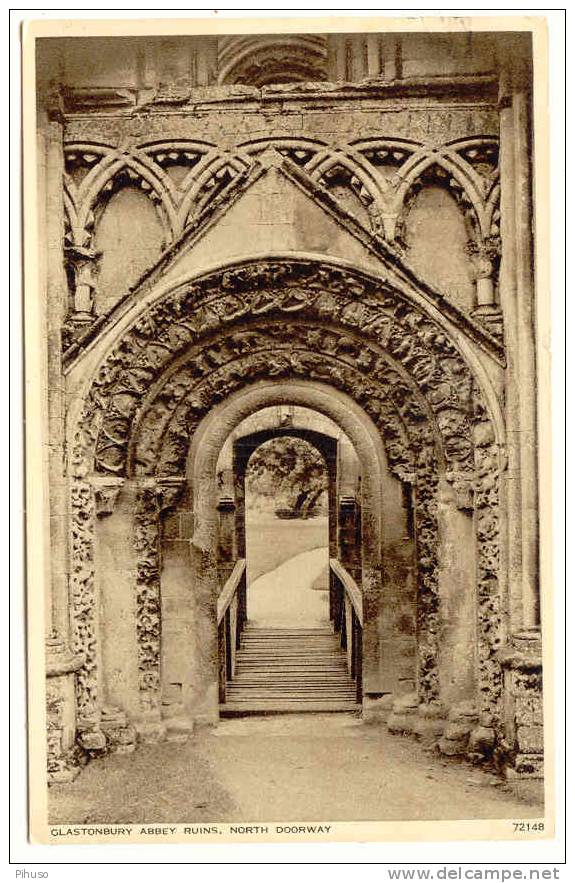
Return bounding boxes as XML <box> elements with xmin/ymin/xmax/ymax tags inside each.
<box><xmin>220</xmin><ymin>624</ymin><xmax>360</xmax><ymax>715</ymax></box>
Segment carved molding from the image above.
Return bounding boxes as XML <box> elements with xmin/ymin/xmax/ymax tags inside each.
<box><xmin>68</xmin><ymin>257</ymin><xmax>503</xmax><ymax>726</ymax></box>
<box><xmin>473</xmin><ymin>392</ymin><xmax>504</xmax><ymax>720</ymax></box>
<box><xmin>69</xmin><ymin>261</ymin><xmax>480</xmax><ymax>486</ymax></box>
<box><xmin>69</xmin><ymin>480</ymin><xmax>100</xmax><ymax>729</ymax></box>
<box><xmin>61</xmin><ymin>135</ymin><xmax>503</xmax><ymax>339</ymax></box>
<box><xmin>133</xmin><ymin>487</ymin><xmax>162</xmax><ymax>712</ymax></box>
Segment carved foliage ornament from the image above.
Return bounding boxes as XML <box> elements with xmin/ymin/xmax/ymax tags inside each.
<box><xmin>68</xmin><ymin>259</ymin><xmax>502</xmax><ymax>717</ymax></box>
<box><xmin>133</xmin><ymin>488</ymin><xmax>162</xmax><ymax>710</ymax></box>
<box><xmin>77</xmin><ymin>262</ymin><xmax>476</xmax><ymax>484</ymax></box>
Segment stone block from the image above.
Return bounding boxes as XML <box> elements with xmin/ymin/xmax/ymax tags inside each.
<box><xmin>442</xmin><ymin>722</ymin><xmax>472</xmax><ymax>741</ymax></box>
<box><xmin>135</xmin><ymin>720</ymin><xmax>167</xmax><ymax>743</ymax></box>
<box><xmin>468</xmin><ymin>725</ymin><xmax>496</xmax><ymax>754</ymax></box>
<box><xmin>78</xmin><ymin>729</ymin><xmax>107</xmax><ymax>752</ymax></box>
<box><xmin>517</xmin><ymin>725</ymin><xmax>544</xmax><ymax>753</ymax></box>
<box><xmin>363</xmin><ymin>694</ymin><xmax>393</xmax><ymax>723</ymax></box>
<box><xmin>447</xmin><ymin>700</ymin><xmax>478</xmax><ymax>724</ymax></box>
<box><xmin>413</xmin><ymin>716</ymin><xmax>446</xmax><ymax>741</ymax></box>
<box><xmin>438</xmin><ymin>734</ymin><xmax>470</xmax><ymax>756</ymax></box>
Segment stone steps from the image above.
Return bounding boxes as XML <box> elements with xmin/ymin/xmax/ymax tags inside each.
<box><xmin>220</xmin><ymin>625</ymin><xmax>359</xmax><ymax>715</ymax></box>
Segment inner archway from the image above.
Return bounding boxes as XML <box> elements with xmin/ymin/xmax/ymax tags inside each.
<box><xmin>209</xmin><ymin>398</ymin><xmax>368</xmax><ymax>713</ymax></box>
<box><xmin>243</xmin><ymin>434</ymin><xmax>330</xmax><ymax>628</ymax></box>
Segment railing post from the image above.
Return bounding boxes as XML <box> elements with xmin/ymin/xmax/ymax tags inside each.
<box><xmin>329</xmin><ymin>564</ymin><xmax>337</xmax><ymax>623</ymax></box>
<box><xmin>218</xmin><ymin>621</ymin><xmax>227</xmax><ymax>703</ymax></box>
<box><xmin>217</xmin><ymin>558</ymin><xmax>247</xmax><ymax>702</ymax></box>
<box><xmin>330</xmin><ymin>559</ymin><xmax>363</xmax><ymax>705</ymax></box>
<box><xmin>350</xmin><ymin>610</ymin><xmax>357</xmax><ymax>680</ymax></box>
<box><xmin>237</xmin><ymin>566</ymin><xmax>247</xmax><ymax>638</ymax></box>
<box><xmin>355</xmin><ymin>615</ymin><xmax>363</xmax><ymax>703</ymax></box>
<box><xmin>225</xmin><ymin>609</ymin><xmax>233</xmax><ymax>682</ymax></box>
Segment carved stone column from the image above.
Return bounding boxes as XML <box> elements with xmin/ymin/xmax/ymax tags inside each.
<box><xmin>38</xmin><ymin>98</ymin><xmax>92</xmax><ymax>778</ymax></box>
<box><xmin>469</xmin><ymin>238</ymin><xmax>504</xmax><ymax>341</ymax></box>
<box><xmin>498</xmin><ymin>56</ymin><xmax>540</xmax><ymax>633</ymax></box>
<box><xmin>64</xmin><ymin>244</ymin><xmax>100</xmax><ymax>335</ymax></box>
<box><xmin>91</xmin><ymin>476</ymin><xmax>138</xmax><ymax>754</ymax></box>
<box><xmin>132</xmin><ymin>480</ymin><xmax>187</xmax><ymax>742</ymax></box>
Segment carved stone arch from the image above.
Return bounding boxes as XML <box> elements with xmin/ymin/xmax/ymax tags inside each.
<box><xmin>92</xmin><ymin>309</ymin><xmax>473</xmax><ymax>490</ymax></box>
<box><xmin>130</xmin><ymin>326</ymin><xmax>449</xmax><ymax>469</ymax></box>
<box><xmin>126</xmin><ymin>340</ymin><xmax>445</xmax><ymax>701</ymax></box>
<box><xmin>393</xmin><ymin>154</ymin><xmax>486</xmax><ymax>244</ymax></box>
<box><xmin>217</xmin><ymin>34</ymin><xmax>328</xmax><ymax>86</ymax></box>
<box><xmin>138</xmin><ymin>139</ymin><xmax>212</xmax><ymax>173</ymax></box>
<box><xmin>69</xmin><ymin>258</ymin><xmax>501</xmax><ymax>483</ymax></box>
<box><xmin>176</xmin><ymin>149</ymin><xmax>253</xmax><ymax>228</ymax></box>
<box><xmin>64</xmin><ymin>144</ymin><xmax>115</xmax><ymax>248</ymax></box>
<box><xmin>67</xmin><ymin>257</ymin><xmax>504</xmax><ymax>731</ymax></box>
<box><xmin>304</xmin><ymin>150</ymin><xmax>387</xmax><ymax>226</ymax></box>
<box><xmin>64</xmin><ymin>146</ymin><xmax>179</xmax><ymax>255</ymax></box>
<box><xmin>447</xmin><ymin>136</ymin><xmax>500</xmax><ymax>202</ymax></box>
<box><xmin>352</xmin><ymin>137</ymin><xmax>423</xmax><ymax>174</ymax></box>
<box><xmin>84</xmin><ymin>155</ymin><xmax>178</xmax><ymax>244</ymax></box>
<box><xmin>64</xmin><ymin>143</ymin><xmax>112</xmax><ymax>194</ymax></box>
<box><xmin>67</xmin><ymin>257</ymin><xmax>504</xmax><ymax>470</ymax></box>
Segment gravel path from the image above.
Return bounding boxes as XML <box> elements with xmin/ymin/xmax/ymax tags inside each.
<box><xmin>49</xmin><ymin>714</ymin><xmax>542</xmax><ymax>825</ymax></box>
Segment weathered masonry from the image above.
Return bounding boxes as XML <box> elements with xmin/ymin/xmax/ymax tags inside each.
<box><xmin>36</xmin><ymin>31</ymin><xmax>543</xmax><ymax>798</ymax></box>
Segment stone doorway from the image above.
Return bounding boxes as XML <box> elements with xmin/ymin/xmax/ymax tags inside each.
<box><xmin>215</xmin><ymin>404</ymin><xmax>365</xmax><ymax>713</ymax></box>
<box><xmin>61</xmin><ymin>256</ymin><xmax>511</xmax><ymax>775</ymax></box>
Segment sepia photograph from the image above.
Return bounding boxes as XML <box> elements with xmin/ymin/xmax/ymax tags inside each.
<box><xmin>21</xmin><ymin>12</ymin><xmax>555</xmax><ymax>847</ymax></box>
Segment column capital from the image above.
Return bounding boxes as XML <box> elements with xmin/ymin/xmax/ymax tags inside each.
<box><xmin>89</xmin><ymin>475</ymin><xmax>125</xmax><ymax>516</ymax></box>
<box><xmin>45</xmin><ymin>630</ymin><xmax>85</xmax><ymax>677</ymax></box>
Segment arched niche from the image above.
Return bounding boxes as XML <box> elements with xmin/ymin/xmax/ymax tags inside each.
<box><xmin>93</xmin><ymin>185</ymin><xmax>165</xmax><ymax>315</ymax></box>
<box><xmin>402</xmin><ymin>184</ymin><xmax>476</xmax><ymax>312</ymax></box>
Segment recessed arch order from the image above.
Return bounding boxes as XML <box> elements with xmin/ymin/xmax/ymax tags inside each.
<box><xmin>67</xmin><ymin>255</ymin><xmax>505</xmax><ymax>734</ymax></box>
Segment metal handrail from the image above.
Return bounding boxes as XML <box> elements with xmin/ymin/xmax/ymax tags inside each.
<box><xmin>217</xmin><ymin>558</ymin><xmax>246</xmax><ymax>625</ymax></box>
<box><xmin>329</xmin><ymin>558</ymin><xmax>363</xmax><ymax>627</ymax></box>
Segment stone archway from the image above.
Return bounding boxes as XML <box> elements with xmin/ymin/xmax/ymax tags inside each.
<box><xmin>67</xmin><ymin>256</ymin><xmax>505</xmax><ymax>755</ymax></box>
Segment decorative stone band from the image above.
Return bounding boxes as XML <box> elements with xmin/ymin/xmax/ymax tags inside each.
<box><xmin>70</xmin><ymin>479</ymin><xmax>100</xmax><ymax>731</ymax></box>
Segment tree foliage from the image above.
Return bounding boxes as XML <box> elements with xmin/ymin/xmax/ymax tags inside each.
<box><xmin>245</xmin><ymin>437</ymin><xmax>327</xmax><ymax>517</ymax></box>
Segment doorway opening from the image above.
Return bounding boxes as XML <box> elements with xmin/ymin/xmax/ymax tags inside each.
<box><xmin>244</xmin><ymin>434</ymin><xmax>330</xmax><ymax>628</ymax></box>
<box><xmin>215</xmin><ymin>402</ymin><xmax>364</xmax><ymax>714</ymax></box>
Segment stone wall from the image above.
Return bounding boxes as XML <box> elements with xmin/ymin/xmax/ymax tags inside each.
<box><xmin>37</xmin><ymin>30</ymin><xmax>542</xmax><ymax>797</ymax></box>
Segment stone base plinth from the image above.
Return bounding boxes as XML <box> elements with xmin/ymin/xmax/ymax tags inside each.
<box><xmin>362</xmin><ymin>693</ymin><xmax>392</xmax><ymax>723</ymax></box>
